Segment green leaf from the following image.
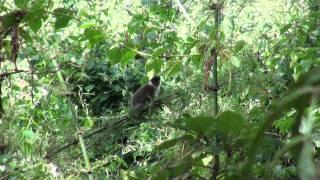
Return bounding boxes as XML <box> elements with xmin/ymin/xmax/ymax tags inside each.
<box><xmin>54</xmin><ymin>17</ymin><xmax>71</xmax><ymax>30</ymax></box>
<box><xmin>190</xmin><ymin>54</ymin><xmax>202</xmax><ymax>67</ymax></box>
<box><xmin>300</xmin><ymin>59</ymin><xmax>313</xmax><ymax>73</ymax></box>
<box><xmin>121</xmin><ymin>51</ymin><xmax>136</xmax><ymax>65</ymax></box>
<box><xmin>181</xmin><ymin>114</ymin><xmax>216</xmax><ymax>135</ymax></box>
<box><xmin>152</xmin><ymin>47</ymin><xmax>166</xmax><ymax>58</ymax></box>
<box><xmin>230</xmin><ymin>56</ymin><xmax>240</xmax><ymax>68</ymax></box>
<box><xmin>53</xmin><ymin>8</ymin><xmax>73</xmax><ymax>18</ymax></box>
<box><xmin>146</xmin><ymin>58</ymin><xmax>163</xmax><ymax>75</ymax></box>
<box><xmin>80</xmin><ymin>22</ymin><xmax>97</xmax><ymax>29</ymax></box>
<box><xmin>19</xmin><ymin>28</ymin><xmax>33</xmax><ymax>43</ymax></box>
<box><xmin>53</xmin><ymin>8</ymin><xmax>73</xmax><ymax>30</ymax></box>
<box><xmin>14</xmin><ymin>0</ymin><xmax>28</xmax><ymax>9</ymax></box>
<box><xmin>28</xmin><ymin>18</ymin><xmax>42</xmax><ymax>33</ymax></box>
<box><xmin>84</xmin><ymin>118</ymin><xmax>94</xmax><ymax>129</ymax></box>
<box><xmin>167</xmin><ymin>157</ymin><xmax>192</xmax><ymax>177</ymax></box>
<box><xmin>234</xmin><ymin>40</ymin><xmax>246</xmax><ymax>53</ymax></box>
<box><xmin>164</xmin><ymin>122</ymin><xmax>195</xmax><ymax>133</ymax></box>
<box><xmin>280</xmin><ymin>23</ymin><xmax>292</xmax><ymax>34</ymax></box>
<box><xmin>85</xmin><ymin>84</ymin><xmax>95</xmax><ymax>92</ymax></box>
<box><xmin>275</xmin><ymin>116</ymin><xmax>295</xmax><ymax>135</ymax></box>
<box><xmin>22</xmin><ymin>130</ymin><xmax>36</xmax><ymax>141</ymax></box>
<box><xmin>108</xmin><ymin>47</ymin><xmax>123</xmax><ymax>65</ymax></box>
<box><xmin>30</xmin><ymin>0</ymin><xmax>46</xmax><ymax>11</ymax></box>
<box><xmin>164</xmin><ymin>60</ymin><xmax>182</xmax><ymax>77</ymax></box>
<box><xmin>219</xmin><ymin>31</ymin><xmax>225</xmax><ymax>41</ymax></box>
<box><xmin>84</xmin><ymin>28</ymin><xmax>105</xmax><ymax>45</ymax></box>
<box><xmin>186</xmin><ymin>116</ymin><xmax>216</xmax><ymax>135</ymax></box>
<box><xmin>153</xmin><ymin>135</ymin><xmax>194</xmax><ymax>152</ymax></box>
<box><xmin>84</xmin><ymin>28</ymin><xmax>100</xmax><ymax>39</ymax></box>
<box><xmin>2</xmin><ymin>12</ymin><xmax>25</xmax><ymax>29</ymax></box>
<box><xmin>209</xmin><ymin>28</ymin><xmax>217</xmax><ymax>40</ymax></box>
<box><xmin>216</xmin><ymin>111</ymin><xmax>245</xmax><ymax>135</ymax></box>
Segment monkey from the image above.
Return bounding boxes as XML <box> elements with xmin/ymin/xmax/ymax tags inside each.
<box><xmin>129</xmin><ymin>76</ymin><xmax>161</xmax><ymax>118</ymax></box>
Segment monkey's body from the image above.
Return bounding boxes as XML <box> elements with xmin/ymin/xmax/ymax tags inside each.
<box><xmin>129</xmin><ymin>76</ymin><xmax>161</xmax><ymax>118</ymax></box>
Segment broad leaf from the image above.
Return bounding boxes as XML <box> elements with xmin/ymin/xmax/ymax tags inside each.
<box><xmin>146</xmin><ymin>58</ymin><xmax>163</xmax><ymax>74</ymax></box>
<box><xmin>121</xmin><ymin>51</ymin><xmax>136</xmax><ymax>65</ymax></box>
<box><xmin>190</xmin><ymin>54</ymin><xmax>202</xmax><ymax>67</ymax></box>
<box><xmin>28</xmin><ymin>18</ymin><xmax>42</xmax><ymax>33</ymax></box>
<box><xmin>19</xmin><ymin>28</ymin><xmax>33</xmax><ymax>43</ymax></box>
<box><xmin>230</xmin><ymin>56</ymin><xmax>240</xmax><ymax>68</ymax></box>
<box><xmin>108</xmin><ymin>47</ymin><xmax>123</xmax><ymax>65</ymax></box>
<box><xmin>216</xmin><ymin>111</ymin><xmax>245</xmax><ymax>135</ymax></box>
<box><xmin>53</xmin><ymin>8</ymin><xmax>73</xmax><ymax>30</ymax></box>
<box><xmin>234</xmin><ymin>40</ymin><xmax>246</xmax><ymax>53</ymax></box>
<box><xmin>84</xmin><ymin>28</ymin><xmax>105</xmax><ymax>45</ymax></box>
<box><xmin>153</xmin><ymin>135</ymin><xmax>194</xmax><ymax>152</ymax></box>
<box><xmin>14</xmin><ymin>0</ymin><xmax>28</xmax><ymax>9</ymax></box>
<box><xmin>152</xmin><ymin>47</ymin><xmax>166</xmax><ymax>58</ymax></box>
<box><xmin>164</xmin><ymin>60</ymin><xmax>182</xmax><ymax>77</ymax></box>
<box><xmin>179</xmin><ymin>114</ymin><xmax>216</xmax><ymax>136</ymax></box>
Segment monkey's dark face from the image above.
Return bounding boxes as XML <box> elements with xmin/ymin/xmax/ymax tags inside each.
<box><xmin>150</xmin><ymin>76</ymin><xmax>160</xmax><ymax>87</ymax></box>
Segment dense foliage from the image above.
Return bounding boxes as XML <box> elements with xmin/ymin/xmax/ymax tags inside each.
<box><xmin>0</xmin><ymin>0</ymin><xmax>319</xmax><ymax>179</ymax></box>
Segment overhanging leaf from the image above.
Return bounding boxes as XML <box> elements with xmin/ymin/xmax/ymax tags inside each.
<box><xmin>28</xmin><ymin>18</ymin><xmax>42</xmax><ymax>33</ymax></box>
<box><xmin>14</xmin><ymin>0</ymin><xmax>28</xmax><ymax>9</ymax></box>
<box><xmin>164</xmin><ymin>60</ymin><xmax>182</xmax><ymax>77</ymax></box>
<box><xmin>216</xmin><ymin>110</ymin><xmax>245</xmax><ymax>135</ymax></box>
<box><xmin>177</xmin><ymin>114</ymin><xmax>216</xmax><ymax>136</ymax></box>
<box><xmin>230</xmin><ymin>56</ymin><xmax>240</xmax><ymax>68</ymax></box>
<box><xmin>153</xmin><ymin>135</ymin><xmax>194</xmax><ymax>152</ymax></box>
<box><xmin>146</xmin><ymin>58</ymin><xmax>163</xmax><ymax>74</ymax></box>
<box><xmin>53</xmin><ymin>8</ymin><xmax>73</xmax><ymax>30</ymax></box>
<box><xmin>84</xmin><ymin>28</ymin><xmax>105</xmax><ymax>45</ymax></box>
<box><xmin>108</xmin><ymin>46</ymin><xmax>123</xmax><ymax>65</ymax></box>
<box><xmin>190</xmin><ymin>54</ymin><xmax>202</xmax><ymax>67</ymax></box>
<box><xmin>234</xmin><ymin>40</ymin><xmax>246</xmax><ymax>53</ymax></box>
<box><xmin>19</xmin><ymin>28</ymin><xmax>33</xmax><ymax>43</ymax></box>
<box><xmin>121</xmin><ymin>51</ymin><xmax>136</xmax><ymax>65</ymax></box>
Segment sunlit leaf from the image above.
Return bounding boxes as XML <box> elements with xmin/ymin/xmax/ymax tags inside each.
<box><xmin>22</xmin><ymin>130</ymin><xmax>36</xmax><ymax>141</ymax></box>
<box><xmin>80</xmin><ymin>22</ymin><xmax>97</xmax><ymax>29</ymax></box>
<box><xmin>84</xmin><ymin>118</ymin><xmax>94</xmax><ymax>129</ymax></box>
<box><xmin>230</xmin><ymin>56</ymin><xmax>240</xmax><ymax>68</ymax></box>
